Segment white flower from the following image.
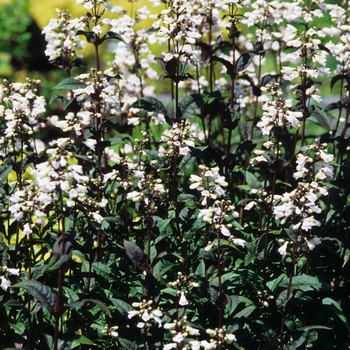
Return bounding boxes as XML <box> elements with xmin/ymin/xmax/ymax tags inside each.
<box><xmin>226</xmin><ymin>333</ymin><xmax>237</xmax><ymax>342</ymax></box>
<box><xmin>173</xmin><ymin>332</ymin><xmax>184</xmax><ymax>343</ymax></box>
<box><xmin>142</xmin><ymin>310</ymin><xmax>151</xmax><ymax>322</ymax></box>
<box><xmin>179</xmin><ymin>291</ymin><xmax>189</xmax><ymax>306</ymax></box>
<box><xmin>244</xmin><ymin>201</ymin><xmax>255</xmax><ymax>210</ymax></box>
<box><xmin>278</xmin><ymin>241</ymin><xmax>288</xmax><ymax>256</ymax></box>
<box><xmin>92</xmin><ymin>212</ymin><xmax>104</xmax><ymax>224</ymax></box>
<box><xmin>0</xmin><ymin>276</ymin><xmax>11</xmax><ymax>290</ymax></box>
<box><xmin>126</xmin><ymin>191</ymin><xmax>142</xmax><ymax>202</ymax></box>
<box><xmin>301</xmin><ymin>216</ymin><xmax>321</xmax><ymax>231</ymax></box>
<box><xmin>23</xmin><ymin>223</ymin><xmax>33</xmax><ymax>235</ymax></box>
<box><xmin>200</xmin><ymin>340</ymin><xmax>216</xmax><ymax>349</ymax></box>
<box><xmin>231</xmin><ymin>238</ymin><xmax>245</xmax><ymax>248</ymax></box>
<box><xmin>221</xmin><ymin>225</ymin><xmax>230</xmax><ymax>237</ymax></box>
<box><xmin>127</xmin><ymin>310</ymin><xmax>138</xmax><ymax>319</ymax></box>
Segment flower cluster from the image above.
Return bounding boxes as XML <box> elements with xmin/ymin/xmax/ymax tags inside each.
<box><xmin>163</xmin><ymin>315</ymin><xmax>200</xmax><ymax>349</ymax></box>
<box><xmin>42</xmin><ymin>9</ymin><xmax>86</xmax><ymax>65</ymax></box>
<box><xmin>158</xmin><ymin>121</ymin><xmax>196</xmax><ymax>158</ymax></box>
<box><xmin>0</xmin><ymin>266</ymin><xmax>20</xmax><ymax>290</ymax></box>
<box><xmin>127</xmin><ymin>299</ymin><xmax>163</xmax><ymax>329</ymax></box>
<box><xmin>0</xmin><ymin>79</ymin><xmax>46</xmax><ymax>155</ymax></box>
<box><xmin>190</xmin><ymin>166</ymin><xmax>240</xmax><ymax>238</ymax></box>
<box><xmin>8</xmin><ymin>137</ymin><xmax>107</xmax><ymax>231</ymax></box>
<box><xmin>273</xmin><ymin>142</ymin><xmax>333</xmax><ymax>232</ymax></box>
<box><xmin>200</xmin><ymin>327</ymin><xmax>236</xmax><ymax>349</ymax></box>
<box><xmin>257</xmin><ymin>83</ymin><xmax>302</xmax><ymax>136</ymax></box>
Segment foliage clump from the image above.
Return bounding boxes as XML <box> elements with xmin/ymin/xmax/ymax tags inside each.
<box><xmin>1</xmin><ymin>0</ymin><xmax>350</xmax><ymax>349</ymax></box>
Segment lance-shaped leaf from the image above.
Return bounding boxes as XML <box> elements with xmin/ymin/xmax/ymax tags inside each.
<box><xmin>323</xmin><ymin>297</ymin><xmax>350</xmax><ymax>332</ymax></box>
<box><xmin>124</xmin><ymin>240</ymin><xmax>146</xmax><ymax>271</ymax></box>
<box><xmin>46</xmin><ymin>235</ymin><xmax>74</xmax><ymax>271</ymax></box>
<box><xmin>155</xmin><ymin>56</ymin><xmax>177</xmax><ymax>75</ymax></box>
<box><xmin>211</xmin><ymin>55</ymin><xmax>234</xmax><ymax>77</ymax></box>
<box><xmin>76</xmin><ymin>30</ymin><xmax>98</xmax><ymax>44</ymax></box>
<box><xmin>12</xmin><ymin>280</ymin><xmax>57</xmax><ymax>314</ymax></box>
<box><xmin>53</xmin><ymin>78</ymin><xmax>87</xmax><ymax>90</ymax></box>
<box><xmin>67</xmin><ymin>298</ymin><xmax>111</xmax><ymax>318</ymax></box>
<box><xmin>330</xmin><ymin>74</ymin><xmax>350</xmax><ymax>90</ymax></box>
<box><xmin>179</xmin><ymin>93</ymin><xmax>205</xmax><ymax>115</ymax></box>
<box><xmin>97</xmin><ymin>31</ymin><xmax>126</xmax><ymax>45</ymax></box>
<box><xmin>236</xmin><ymin>52</ymin><xmax>256</xmax><ymax>73</ymax></box>
<box><xmin>0</xmin><ymin>163</ymin><xmax>12</xmax><ymax>183</ymax></box>
<box><xmin>260</xmin><ymin>73</ymin><xmax>280</xmax><ymax>87</ymax></box>
<box><xmin>131</xmin><ymin>97</ymin><xmax>168</xmax><ymax>116</ymax></box>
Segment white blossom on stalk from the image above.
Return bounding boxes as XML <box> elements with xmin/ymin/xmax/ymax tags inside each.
<box><xmin>272</xmin><ymin>142</ymin><xmax>333</xmax><ymax>232</ymax></box>
<box><xmin>127</xmin><ymin>300</ymin><xmax>163</xmax><ymax>328</ymax></box>
<box><xmin>42</xmin><ymin>9</ymin><xmax>85</xmax><ymax>62</ymax></box>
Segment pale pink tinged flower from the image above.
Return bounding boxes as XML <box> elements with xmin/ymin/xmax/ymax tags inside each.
<box><xmin>137</xmin><ymin>322</ymin><xmax>145</xmax><ymax>328</ymax></box>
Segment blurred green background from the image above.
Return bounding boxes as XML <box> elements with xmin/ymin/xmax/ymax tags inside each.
<box><xmin>0</xmin><ymin>0</ymin><xmax>150</xmax><ymax>79</ymax></box>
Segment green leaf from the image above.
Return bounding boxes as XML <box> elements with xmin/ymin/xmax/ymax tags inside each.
<box><xmin>226</xmin><ymin>294</ymin><xmax>239</xmax><ymax>316</ymax></box>
<box><xmin>323</xmin><ymin>297</ymin><xmax>350</xmax><ymax>332</ymax></box>
<box><xmin>234</xmin><ymin>304</ymin><xmax>256</xmax><ymax>318</ymax></box>
<box><xmin>124</xmin><ymin>240</ymin><xmax>145</xmax><ymax>271</ymax></box>
<box><xmin>279</xmin><ymin>274</ymin><xmax>331</xmax><ymax>292</ymax></box>
<box><xmin>12</xmin><ymin>280</ymin><xmax>57</xmax><ymax>314</ymax></box>
<box><xmin>71</xmin><ymin>336</ymin><xmax>95</xmax><ymax>349</ymax></box>
<box><xmin>108</xmin><ymin>133</ymin><xmax>134</xmax><ymax>146</ymax></box>
<box><xmin>0</xmin><ymin>163</ymin><xmax>12</xmax><ymax>183</ymax></box>
<box><xmin>46</xmin><ymin>235</ymin><xmax>74</xmax><ymax>271</ymax></box>
<box><xmin>52</xmin><ymin>78</ymin><xmax>87</xmax><ymax>90</ymax></box>
<box><xmin>131</xmin><ymin>97</ymin><xmax>168</xmax><ymax>115</ymax></box>
<box><xmin>118</xmin><ymin>337</ymin><xmax>139</xmax><ymax>349</ymax></box>
<box><xmin>66</xmin><ymin>298</ymin><xmax>111</xmax><ymax>317</ymax></box>
<box><xmin>245</xmin><ymin>171</ymin><xmax>263</xmax><ymax>190</ymax></box>
<box><xmin>309</xmin><ymin>105</ymin><xmax>332</xmax><ymax>131</ymax></box>
<box><xmin>110</xmin><ymin>298</ymin><xmax>133</xmax><ymax>316</ymax></box>
<box><xmin>266</xmin><ymin>274</ymin><xmax>288</xmax><ymax>292</ymax></box>
<box><xmin>179</xmin><ymin>93</ymin><xmax>205</xmax><ymax>116</ymax></box>
<box><xmin>92</xmin><ymin>261</ymin><xmax>114</xmax><ymax>280</ymax></box>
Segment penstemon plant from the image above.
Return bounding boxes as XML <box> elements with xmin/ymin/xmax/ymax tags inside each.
<box><xmin>1</xmin><ymin>0</ymin><xmax>350</xmax><ymax>349</ymax></box>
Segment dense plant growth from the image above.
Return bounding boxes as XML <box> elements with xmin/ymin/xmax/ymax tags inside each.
<box><xmin>1</xmin><ymin>0</ymin><xmax>350</xmax><ymax>349</ymax></box>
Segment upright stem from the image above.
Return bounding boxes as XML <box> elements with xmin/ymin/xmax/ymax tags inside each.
<box><xmin>279</xmin><ymin>240</ymin><xmax>298</xmax><ymax>350</ymax></box>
